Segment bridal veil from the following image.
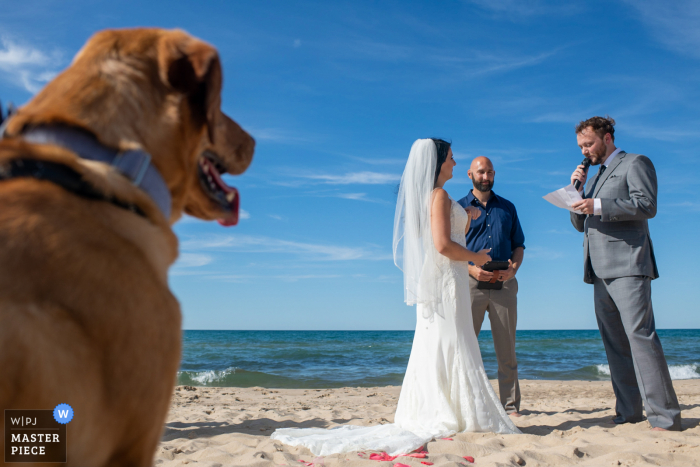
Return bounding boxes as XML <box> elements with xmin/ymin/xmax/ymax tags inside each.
<box><xmin>392</xmin><ymin>139</ymin><xmax>444</xmax><ymax>319</ymax></box>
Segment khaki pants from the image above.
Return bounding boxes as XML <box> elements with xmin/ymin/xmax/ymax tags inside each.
<box><xmin>468</xmin><ymin>276</ymin><xmax>520</xmax><ymax>414</ymax></box>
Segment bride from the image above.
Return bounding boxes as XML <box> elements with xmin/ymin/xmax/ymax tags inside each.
<box><xmin>271</xmin><ymin>139</ymin><xmax>520</xmax><ymax>456</ymax></box>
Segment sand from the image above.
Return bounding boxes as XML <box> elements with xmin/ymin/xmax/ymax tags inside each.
<box><xmin>156</xmin><ymin>380</ymin><xmax>700</xmax><ymax>467</ymax></box>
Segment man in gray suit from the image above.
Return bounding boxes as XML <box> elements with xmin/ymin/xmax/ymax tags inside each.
<box><xmin>570</xmin><ymin>116</ymin><xmax>681</xmax><ymax>431</ymax></box>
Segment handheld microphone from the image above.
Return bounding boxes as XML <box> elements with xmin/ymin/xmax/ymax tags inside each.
<box><xmin>573</xmin><ymin>158</ymin><xmax>591</xmax><ymax>191</ymax></box>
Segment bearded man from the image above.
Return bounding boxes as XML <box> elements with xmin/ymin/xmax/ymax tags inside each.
<box><xmin>570</xmin><ymin>116</ymin><xmax>681</xmax><ymax>431</ymax></box>
<box><xmin>457</xmin><ymin>156</ymin><xmax>525</xmax><ymax>417</ymax></box>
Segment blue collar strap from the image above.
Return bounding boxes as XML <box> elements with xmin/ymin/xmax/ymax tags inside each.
<box><xmin>18</xmin><ymin>126</ymin><xmax>171</xmax><ymax>219</ymax></box>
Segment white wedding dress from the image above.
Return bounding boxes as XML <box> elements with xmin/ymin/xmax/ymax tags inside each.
<box><xmin>271</xmin><ymin>199</ymin><xmax>520</xmax><ymax>456</ymax></box>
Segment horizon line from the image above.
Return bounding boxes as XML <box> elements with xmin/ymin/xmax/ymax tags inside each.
<box><xmin>181</xmin><ymin>328</ymin><xmax>700</xmax><ymax>332</ymax></box>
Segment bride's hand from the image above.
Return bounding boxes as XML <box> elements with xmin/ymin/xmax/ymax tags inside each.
<box><xmin>464</xmin><ymin>206</ymin><xmax>481</xmax><ymax>220</ymax></box>
<box><xmin>473</xmin><ymin>248</ymin><xmax>491</xmax><ymax>267</ymax></box>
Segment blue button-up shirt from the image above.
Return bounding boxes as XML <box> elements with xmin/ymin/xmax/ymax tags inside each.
<box><xmin>457</xmin><ymin>191</ymin><xmax>525</xmax><ymax>262</ymax></box>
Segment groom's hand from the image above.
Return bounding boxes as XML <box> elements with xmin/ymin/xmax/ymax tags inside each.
<box><xmin>498</xmin><ymin>260</ymin><xmax>516</xmax><ymax>281</ymax></box>
<box><xmin>571</xmin><ymin>164</ymin><xmax>588</xmax><ymax>191</ymax></box>
<box><xmin>469</xmin><ymin>264</ymin><xmax>494</xmax><ymax>281</ymax></box>
<box><xmin>572</xmin><ymin>198</ymin><xmax>594</xmax><ymax>215</ymax></box>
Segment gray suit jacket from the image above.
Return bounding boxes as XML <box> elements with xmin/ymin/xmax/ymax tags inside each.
<box><xmin>570</xmin><ymin>151</ymin><xmax>659</xmax><ymax>284</ymax></box>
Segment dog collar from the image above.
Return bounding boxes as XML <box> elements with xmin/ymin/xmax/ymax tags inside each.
<box><xmin>16</xmin><ymin>126</ymin><xmax>172</xmax><ymax>219</ymax></box>
<box><xmin>0</xmin><ymin>158</ymin><xmax>147</xmax><ymax>218</ymax></box>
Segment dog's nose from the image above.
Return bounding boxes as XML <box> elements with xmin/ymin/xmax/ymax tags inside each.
<box><xmin>239</xmin><ymin>133</ymin><xmax>255</xmax><ymax>167</ymax></box>
<box><xmin>226</xmin><ymin>131</ymin><xmax>254</xmax><ymax>175</ymax></box>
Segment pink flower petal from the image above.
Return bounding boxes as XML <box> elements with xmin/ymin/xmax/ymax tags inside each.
<box><xmin>394</xmin><ymin>464</ymin><xmax>410</xmax><ymax>467</ymax></box>
<box><xmin>421</xmin><ymin>463</ymin><xmax>434</xmax><ymax>466</ymax></box>
<box><xmin>441</xmin><ymin>437</ymin><xmax>453</xmax><ymax>441</ymax></box>
<box><xmin>464</xmin><ymin>455</ymin><xmax>475</xmax><ymax>463</ymax></box>
<box><xmin>369</xmin><ymin>452</ymin><xmax>397</xmax><ymax>462</ymax></box>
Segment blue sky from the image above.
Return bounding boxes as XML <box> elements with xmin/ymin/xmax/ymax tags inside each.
<box><xmin>2</xmin><ymin>0</ymin><xmax>699</xmax><ymax>330</ymax></box>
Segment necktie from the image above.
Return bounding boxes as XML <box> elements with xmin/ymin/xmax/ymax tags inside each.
<box><xmin>587</xmin><ymin>165</ymin><xmax>607</xmax><ymax>198</ymax></box>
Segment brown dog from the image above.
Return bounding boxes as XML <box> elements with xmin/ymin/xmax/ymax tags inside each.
<box><xmin>0</xmin><ymin>28</ymin><xmax>253</xmax><ymax>466</ymax></box>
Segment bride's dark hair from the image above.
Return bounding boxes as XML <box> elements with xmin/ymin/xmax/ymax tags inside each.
<box><xmin>431</xmin><ymin>138</ymin><xmax>452</xmax><ymax>187</ymax></box>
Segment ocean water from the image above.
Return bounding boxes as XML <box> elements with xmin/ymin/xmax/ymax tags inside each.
<box><xmin>177</xmin><ymin>329</ymin><xmax>700</xmax><ymax>388</ymax></box>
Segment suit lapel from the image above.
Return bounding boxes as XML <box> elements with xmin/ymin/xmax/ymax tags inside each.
<box><xmin>592</xmin><ymin>150</ymin><xmax>626</xmax><ymax>198</ymax></box>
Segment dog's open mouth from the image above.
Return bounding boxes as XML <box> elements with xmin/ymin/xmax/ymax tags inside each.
<box><xmin>198</xmin><ymin>150</ymin><xmax>239</xmax><ymax>226</ymax></box>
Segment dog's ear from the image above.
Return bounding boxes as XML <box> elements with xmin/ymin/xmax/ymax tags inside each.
<box><xmin>158</xmin><ymin>30</ymin><xmax>222</xmax><ymax>143</ymax></box>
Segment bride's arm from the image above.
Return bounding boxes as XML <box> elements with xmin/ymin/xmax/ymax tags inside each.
<box><xmin>431</xmin><ymin>189</ymin><xmax>490</xmax><ymax>265</ymax></box>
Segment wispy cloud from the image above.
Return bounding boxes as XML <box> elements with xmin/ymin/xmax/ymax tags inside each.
<box><xmin>336</xmin><ymin>192</ymin><xmax>370</xmax><ymax>201</ymax></box>
<box><xmin>451</xmin><ymin>151</ymin><xmax>473</xmax><ymax>162</ymax></box>
<box><xmin>181</xmin><ymin>234</ymin><xmax>391</xmax><ymax>261</ymax></box>
<box><xmin>622</xmin><ymin>0</ymin><xmax>700</xmax><ymax>59</ymax></box>
<box><xmin>0</xmin><ymin>38</ymin><xmax>47</xmax><ymax>67</ymax></box>
<box><xmin>546</xmin><ymin>228</ymin><xmax>576</xmax><ymax>236</ymax></box>
<box><xmin>335</xmin><ymin>192</ymin><xmax>388</xmax><ymax>203</ymax></box>
<box><xmin>209</xmin><ymin>273</ymin><xmax>341</xmax><ymax>283</ymax></box>
<box><xmin>302</xmin><ymin>171</ymin><xmax>400</xmax><ymax>185</ymax></box>
<box><xmin>663</xmin><ymin>201</ymin><xmax>700</xmax><ymax>212</ymax></box>
<box><xmin>346</xmin><ymin>39</ymin><xmax>413</xmax><ymax>62</ymax></box>
<box><xmin>480</xmin><ymin>89</ymin><xmax>601</xmax><ymax>126</ymax></box>
<box><xmin>172</xmin><ymin>253</ymin><xmax>214</xmax><ymax>269</ymax></box>
<box><xmin>453</xmin><ymin>147</ymin><xmax>541</xmax><ymax>166</ymax></box>
<box><xmin>316</xmin><ymin>32</ymin><xmax>566</xmax><ymax>81</ymax></box>
<box><xmin>465</xmin><ymin>0</ymin><xmax>581</xmax><ymax>18</ymax></box>
<box><xmin>245</xmin><ymin>126</ymin><xmax>314</xmax><ymax>144</ymax></box>
<box><xmin>422</xmin><ymin>45</ymin><xmax>568</xmax><ymax>78</ymax></box>
<box><xmin>620</xmin><ymin>122</ymin><xmax>700</xmax><ymax>142</ymax></box>
<box><xmin>529</xmin><ymin>109</ymin><xmax>597</xmax><ymax>124</ymax></box>
<box><xmin>467</xmin><ymin>48</ymin><xmax>562</xmax><ymax>77</ymax></box>
<box><xmin>524</xmin><ymin>245</ymin><xmax>568</xmax><ymax>260</ymax></box>
<box><xmin>0</xmin><ymin>37</ymin><xmax>60</xmax><ymax>93</ymax></box>
<box><xmin>177</xmin><ymin>211</ymin><xmax>249</xmax><ymax>223</ymax></box>
<box><xmin>269</xmin><ymin>170</ymin><xmax>400</xmax><ymax>188</ymax></box>
<box><xmin>503</xmin><ymin>74</ymin><xmax>689</xmax><ymax>126</ymax></box>
<box><xmin>348</xmin><ymin>156</ymin><xmax>407</xmax><ymax>166</ymax></box>
<box><xmin>174</xmin><ymin>271</ymin><xmax>398</xmax><ymax>283</ymax></box>
<box><xmin>546</xmin><ymin>171</ymin><xmax>572</xmax><ymax>177</ymax></box>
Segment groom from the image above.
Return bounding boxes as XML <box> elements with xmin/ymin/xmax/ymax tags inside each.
<box><xmin>458</xmin><ymin>156</ymin><xmax>525</xmax><ymax>417</ymax></box>
<box><xmin>570</xmin><ymin>116</ymin><xmax>681</xmax><ymax>431</ymax></box>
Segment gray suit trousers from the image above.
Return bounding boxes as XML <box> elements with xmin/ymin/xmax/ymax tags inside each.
<box><xmin>593</xmin><ymin>274</ymin><xmax>681</xmax><ymax>430</ymax></box>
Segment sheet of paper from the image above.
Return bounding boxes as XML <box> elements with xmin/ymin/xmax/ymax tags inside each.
<box><xmin>543</xmin><ymin>184</ymin><xmax>584</xmax><ymax>213</ymax></box>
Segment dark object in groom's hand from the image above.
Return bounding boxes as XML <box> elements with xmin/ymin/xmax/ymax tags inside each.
<box><xmin>477</xmin><ymin>261</ymin><xmax>510</xmax><ymax>290</ymax></box>
<box><xmin>572</xmin><ymin>157</ymin><xmax>591</xmax><ymax>191</ymax></box>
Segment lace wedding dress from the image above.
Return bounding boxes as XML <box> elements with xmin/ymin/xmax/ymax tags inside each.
<box><xmin>271</xmin><ymin>198</ymin><xmax>520</xmax><ymax>456</ymax></box>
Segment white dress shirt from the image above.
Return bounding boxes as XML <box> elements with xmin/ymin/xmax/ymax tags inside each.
<box><xmin>592</xmin><ymin>148</ymin><xmax>621</xmax><ymax>216</ymax></box>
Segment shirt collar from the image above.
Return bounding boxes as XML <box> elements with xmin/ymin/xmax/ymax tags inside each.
<box><xmin>467</xmin><ymin>189</ymin><xmax>496</xmax><ymax>206</ymax></box>
<box><xmin>603</xmin><ymin>148</ymin><xmax>622</xmax><ymax>167</ymax></box>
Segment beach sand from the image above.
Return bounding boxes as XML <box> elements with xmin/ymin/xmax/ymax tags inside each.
<box><xmin>157</xmin><ymin>380</ymin><xmax>700</xmax><ymax>467</ymax></box>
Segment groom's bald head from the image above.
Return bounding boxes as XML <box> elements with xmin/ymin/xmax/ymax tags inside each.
<box><xmin>470</xmin><ymin>156</ymin><xmax>493</xmax><ymax>172</ymax></box>
<box><xmin>468</xmin><ymin>156</ymin><xmax>495</xmax><ymax>193</ymax></box>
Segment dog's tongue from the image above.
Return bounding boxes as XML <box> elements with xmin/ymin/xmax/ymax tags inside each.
<box><xmin>217</xmin><ymin>186</ymin><xmax>239</xmax><ymax>226</ymax></box>
<box><xmin>205</xmin><ymin>160</ymin><xmax>240</xmax><ymax>227</ymax></box>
